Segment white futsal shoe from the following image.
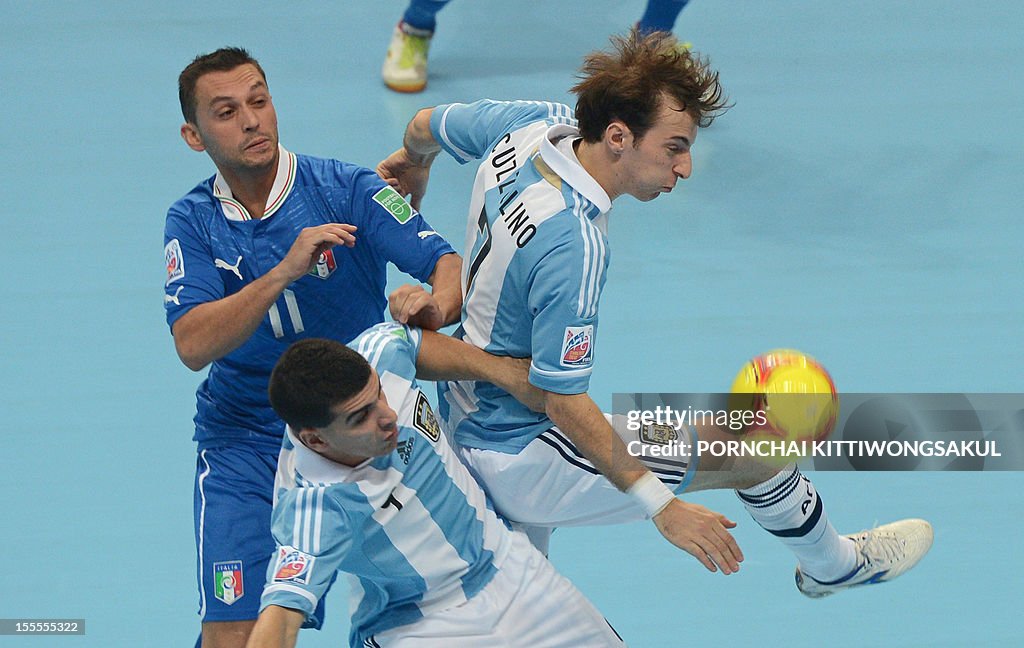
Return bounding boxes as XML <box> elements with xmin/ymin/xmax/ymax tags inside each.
<box><xmin>796</xmin><ymin>518</ymin><xmax>933</xmax><ymax>599</ymax></box>
<box><xmin>382</xmin><ymin>22</ymin><xmax>432</xmax><ymax>93</ymax></box>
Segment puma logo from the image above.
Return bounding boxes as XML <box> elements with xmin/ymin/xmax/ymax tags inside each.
<box><xmin>215</xmin><ymin>255</ymin><xmax>243</xmax><ymax>280</ymax></box>
<box><xmin>165</xmin><ymin>285</ymin><xmax>183</xmax><ymax>306</ymax></box>
<box><xmin>417</xmin><ymin>230</ymin><xmax>438</xmax><ymax>240</ymax></box>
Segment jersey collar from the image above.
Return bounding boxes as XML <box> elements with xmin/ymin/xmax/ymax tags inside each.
<box><xmin>213</xmin><ymin>144</ymin><xmax>297</xmax><ymax>221</ymax></box>
<box><xmin>539</xmin><ymin>124</ymin><xmax>612</xmax><ymax>214</ymax></box>
<box><xmin>286</xmin><ymin>426</ymin><xmax>371</xmax><ymax>485</ymax></box>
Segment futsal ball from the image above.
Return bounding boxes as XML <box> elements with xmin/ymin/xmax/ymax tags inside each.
<box><xmin>729</xmin><ymin>350</ymin><xmax>839</xmax><ymax>448</ymax></box>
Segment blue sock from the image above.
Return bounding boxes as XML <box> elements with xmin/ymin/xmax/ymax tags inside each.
<box><xmin>638</xmin><ymin>0</ymin><xmax>690</xmax><ymax>34</ymax></box>
<box><xmin>402</xmin><ymin>0</ymin><xmax>450</xmax><ymax>32</ymax></box>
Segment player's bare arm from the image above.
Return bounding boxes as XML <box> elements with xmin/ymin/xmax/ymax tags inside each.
<box><xmin>172</xmin><ymin>223</ymin><xmax>356</xmax><ymax>370</ymax></box>
<box><xmin>415</xmin><ymin>330</ymin><xmax>544</xmax><ymax>412</ymax></box>
<box><xmin>244</xmin><ymin>604</ymin><xmax>303</xmax><ymax>648</ymax></box>
<box><xmin>388</xmin><ymin>252</ymin><xmax>463</xmax><ymax>329</ymax></box>
<box><xmin>376</xmin><ymin>107</ymin><xmax>438</xmax><ymax>209</ymax></box>
<box><xmin>545</xmin><ymin>391</ymin><xmax>743</xmax><ymax>574</ymax></box>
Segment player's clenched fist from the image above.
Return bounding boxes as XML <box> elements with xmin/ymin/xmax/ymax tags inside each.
<box><xmin>276</xmin><ymin>224</ymin><xmax>357</xmax><ymax>283</ymax></box>
<box><xmin>377</xmin><ymin>148</ymin><xmax>431</xmax><ymax>210</ymax></box>
<box><xmin>653</xmin><ymin>499</ymin><xmax>744</xmax><ymax>575</ymax></box>
<box><xmin>389</xmin><ymin>284</ymin><xmax>444</xmax><ymax>330</ymax></box>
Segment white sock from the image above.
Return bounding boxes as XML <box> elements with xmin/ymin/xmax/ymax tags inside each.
<box><xmin>736</xmin><ymin>465</ymin><xmax>857</xmax><ymax>581</ymax></box>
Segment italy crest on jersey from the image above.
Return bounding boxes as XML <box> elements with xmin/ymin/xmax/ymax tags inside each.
<box><xmin>213</xmin><ymin>561</ymin><xmax>244</xmax><ymax>605</ymax></box>
<box><xmin>308</xmin><ymin>249</ymin><xmax>337</xmax><ymax>279</ymax></box>
<box><xmin>560</xmin><ymin>325</ymin><xmax>594</xmax><ymax>367</ymax></box>
<box><xmin>271</xmin><ymin>547</ymin><xmax>316</xmax><ymax>585</ymax></box>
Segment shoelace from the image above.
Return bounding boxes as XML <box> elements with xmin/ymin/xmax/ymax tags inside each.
<box><xmin>856</xmin><ymin>529</ymin><xmax>904</xmax><ymax>567</ymax></box>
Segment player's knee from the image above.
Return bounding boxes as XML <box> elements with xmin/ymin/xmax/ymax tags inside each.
<box><xmin>201</xmin><ymin>620</ymin><xmax>255</xmax><ymax>648</ymax></box>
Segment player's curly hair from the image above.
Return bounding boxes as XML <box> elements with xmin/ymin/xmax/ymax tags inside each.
<box><xmin>178</xmin><ymin>47</ymin><xmax>267</xmax><ymax>125</ymax></box>
<box><xmin>571</xmin><ymin>29</ymin><xmax>730</xmax><ymax>143</ymax></box>
<box><xmin>269</xmin><ymin>339</ymin><xmax>372</xmax><ymax>431</ymax></box>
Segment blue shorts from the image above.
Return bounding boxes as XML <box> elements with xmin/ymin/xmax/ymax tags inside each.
<box><xmin>194</xmin><ymin>445</ymin><xmax>327</xmax><ymax>626</ymax></box>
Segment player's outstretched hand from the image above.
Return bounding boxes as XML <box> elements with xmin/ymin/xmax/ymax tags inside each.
<box><xmin>389</xmin><ymin>284</ymin><xmax>445</xmax><ymax>331</ymax></box>
<box><xmin>276</xmin><ymin>224</ymin><xmax>356</xmax><ymax>283</ymax></box>
<box><xmin>653</xmin><ymin>498</ymin><xmax>743</xmax><ymax>575</ymax></box>
<box><xmin>377</xmin><ymin>148</ymin><xmax>431</xmax><ymax>210</ymax></box>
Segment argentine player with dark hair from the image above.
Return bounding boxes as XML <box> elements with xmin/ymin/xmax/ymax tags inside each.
<box><xmin>247</xmin><ymin>325</ymin><xmax>625</xmax><ymax>647</ymax></box>
<box><xmin>166</xmin><ymin>47</ymin><xmax>462</xmax><ymax>648</ymax></box>
<box><xmin>378</xmin><ymin>29</ymin><xmax>933</xmax><ymax>599</ymax></box>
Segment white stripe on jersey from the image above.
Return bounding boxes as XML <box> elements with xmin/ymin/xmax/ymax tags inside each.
<box><xmin>531</xmin><ymin>364</ymin><xmax>593</xmax><ymax>378</ymax></box>
<box><xmin>463</xmin><ymin>152</ymin><xmax>570</xmax><ymax>350</ymax></box>
<box><xmin>437</xmin><ymin>104</ymin><xmax>474</xmax><ymax>163</ymax></box>
<box><xmin>357</xmin><ymin>469</ymin><xmax>474</xmax><ymax>615</ymax></box>
<box><xmin>429</xmin><ymin>426</ymin><xmax>513</xmax><ymax>570</ymax></box>
<box><xmin>292</xmin><ymin>485</ymin><xmax>327</xmax><ymax>554</ymax></box>
<box><xmin>197</xmin><ymin>450</ymin><xmax>212</xmax><ymax>619</ymax></box>
<box><xmin>262</xmin><ymin>582</ymin><xmax>320</xmax><ymax>607</ymax></box>
<box><xmin>572</xmin><ymin>192</ymin><xmax>607</xmax><ymax>320</ymax></box>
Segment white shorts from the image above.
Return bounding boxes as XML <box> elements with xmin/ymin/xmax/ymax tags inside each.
<box><xmin>369</xmin><ymin>531</ymin><xmax>625</xmax><ymax>647</ymax></box>
<box><xmin>460</xmin><ymin>414</ymin><xmax>698</xmax><ymax>529</ymax></box>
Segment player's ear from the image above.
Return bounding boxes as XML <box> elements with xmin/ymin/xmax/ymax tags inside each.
<box><xmin>604</xmin><ymin>120</ymin><xmax>630</xmax><ymax>156</ymax></box>
<box><xmin>181</xmin><ymin>122</ymin><xmax>206</xmax><ymax>152</ymax></box>
<box><xmin>297</xmin><ymin>428</ymin><xmax>327</xmax><ymax>451</ymax></box>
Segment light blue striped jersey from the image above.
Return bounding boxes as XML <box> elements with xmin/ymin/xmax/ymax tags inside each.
<box><xmin>259</xmin><ymin>323</ymin><xmax>513</xmax><ymax>647</ymax></box>
<box><xmin>431</xmin><ymin>100</ymin><xmax>613</xmax><ymax>452</ymax></box>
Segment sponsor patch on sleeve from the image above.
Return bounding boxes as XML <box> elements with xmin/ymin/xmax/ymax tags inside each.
<box><xmin>271</xmin><ymin>546</ymin><xmax>316</xmax><ymax>585</ymax></box>
<box><xmin>413</xmin><ymin>392</ymin><xmax>441</xmax><ymax>443</ymax></box>
<box><xmin>371</xmin><ymin>186</ymin><xmax>417</xmax><ymax>224</ymax></box>
<box><xmin>165</xmin><ymin>239</ymin><xmax>184</xmax><ymax>285</ymax></box>
<box><xmin>559</xmin><ymin>325</ymin><xmax>594</xmax><ymax>367</ymax></box>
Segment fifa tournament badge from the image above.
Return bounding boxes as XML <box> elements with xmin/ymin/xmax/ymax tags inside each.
<box><xmin>213</xmin><ymin>561</ymin><xmax>244</xmax><ymax>605</ymax></box>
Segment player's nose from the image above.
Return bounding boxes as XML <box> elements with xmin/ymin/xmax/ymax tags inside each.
<box><xmin>674</xmin><ymin>154</ymin><xmax>692</xmax><ymax>179</ymax></box>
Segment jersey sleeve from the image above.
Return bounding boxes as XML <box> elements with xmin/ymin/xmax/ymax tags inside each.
<box><xmin>430</xmin><ymin>100</ymin><xmax>573</xmax><ymax>164</ymax></box>
<box><xmin>163</xmin><ymin>204</ymin><xmax>225</xmax><ymax>330</ymax></box>
<box><xmin>351</xmin><ymin>322</ymin><xmax>422</xmax><ymax>382</ymax></box>
<box><xmin>259</xmin><ymin>487</ymin><xmax>353</xmax><ymax>625</ymax></box>
<box><xmin>351</xmin><ymin>168</ymin><xmax>456</xmax><ymax>283</ymax></box>
<box><xmin>526</xmin><ymin>219</ymin><xmax>609</xmax><ymax>395</ymax></box>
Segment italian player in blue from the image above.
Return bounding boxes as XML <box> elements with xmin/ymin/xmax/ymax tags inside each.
<box><xmin>165</xmin><ymin>48</ymin><xmax>462</xmax><ymax>648</ymax></box>
<box><xmin>247</xmin><ymin>324</ymin><xmax>625</xmax><ymax>647</ymax></box>
<box><xmin>378</xmin><ymin>29</ymin><xmax>933</xmax><ymax>602</ymax></box>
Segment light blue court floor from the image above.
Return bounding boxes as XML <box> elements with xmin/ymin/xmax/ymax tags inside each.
<box><xmin>1</xmin><ymin>1</ymin><xmax>1021</xmax><ymax>646</ymax></box>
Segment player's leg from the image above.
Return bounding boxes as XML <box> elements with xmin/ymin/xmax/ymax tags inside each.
<box><xmin>637</xmin><ymin>0</ymin><xmax>690</xmax><ymax>34</ymax></box>
<box><xmin>383</xmin><ymin>0</ymin><xmax>449</xmax><ymax>92</ymax></box>
<box><xmin>194</xmin><ymin>446</ymin><xmax>308</xmax><ymax>648</ymax></box>
<box><xmin>458</xmin><ymin>413</ymin><xmax>697</xmax><ymax>530</ymax></box>
<box><xmin>686</xmin><ymin>423</ymin><xmax>933</xmax><ymax>596</ymax></box>
<box><xmin>369</xmin><ymin>531</ymin><xmax>625</xmax><ymax>647</ymax></box>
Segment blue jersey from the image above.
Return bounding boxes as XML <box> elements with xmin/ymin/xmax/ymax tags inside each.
<box><xmin>164</xmin><ymin>146</ymin><xmax>455</xmax><ymax>450</ymax></box>
<box><xmin>260</xmin><ymin>323</ymin><xmax>514</xmax><ymax>646</ymax></box>
<box><xmin>431</xmin><ymin>101</ymin><xmax>612</xmax><ymax>452</ymax></box>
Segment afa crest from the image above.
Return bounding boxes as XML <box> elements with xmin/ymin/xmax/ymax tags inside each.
<box><xmin>413</xmin><ymin>392</ymin><xmax>441</xmax><ymax>443</ymax></box>
<box><xmin>640</xmin><ymin>423</ymin><xmax>679</xmax><ymax>446</ymax></box>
